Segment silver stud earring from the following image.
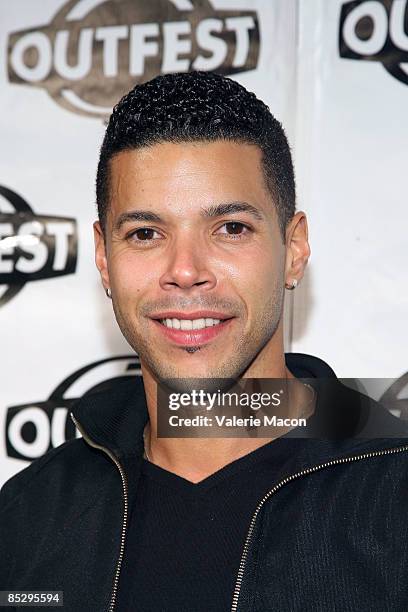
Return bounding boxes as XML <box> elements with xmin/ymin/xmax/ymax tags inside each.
<box><xmin>105</xmin><ymin>287</ymin><xmax>112</xmax><ymax>298</ymax></box>
<box><xmin>285</xmin><ymin>279</ymin><xmax>298</xmax><ymax>290</ymax></box>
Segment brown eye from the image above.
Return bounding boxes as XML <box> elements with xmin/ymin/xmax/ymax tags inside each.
<box><xmin>216</xmin><ymin>221</ymin><xmax>251</xmax><ymax>238</ymax></box>
<box><xmin>135</xmin><ymin>228</ymin><xmax>155</xmax><ymax>240</ymax></box>
<box><xmin>225</xmin><ymin>222</ymin><xmax>245</xmax><ymax>234</ymax></box>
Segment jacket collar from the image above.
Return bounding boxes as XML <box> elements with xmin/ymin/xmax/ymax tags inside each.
<box><xmin>71</xmin><ymin>353</ymin><xmax>408</xmax><ymax>468</ymax></box>
<box><xmin>71</xmin><ymin>375</ymin><xmax>148</xmax><ymax>461</ymax></box>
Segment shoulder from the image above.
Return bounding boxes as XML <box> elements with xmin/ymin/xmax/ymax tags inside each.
<box><xmin>0</xmin><ymin>436</ymin><xmax>109</xmax><ymax>513</ymax></box>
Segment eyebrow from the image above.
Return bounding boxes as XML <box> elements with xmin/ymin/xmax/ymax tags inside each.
<box><xmin>113</xmin><ymin>210</ymin><xmax>162</xmax><ymax>233</ymax></box>
<box><xmin>202</xmin><ymin>202</ymin><xmax>265</xmax><ymax>221</ymax></box>
<box><xmin>113</xmin><ymin>201</ymin><xmax>265</xmax><ymax>232</ymax></box>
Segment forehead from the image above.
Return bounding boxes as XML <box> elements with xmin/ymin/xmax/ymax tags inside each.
<box><xmin>108</xmin><ymin>141</ymin><xmax>273</xmax><ymax>212</ymax></box>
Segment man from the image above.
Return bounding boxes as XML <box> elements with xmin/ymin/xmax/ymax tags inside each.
<box><xmin>1</xmin><ymin>71</ymin><xmax>408</xmax><ymax>612</ymax></box>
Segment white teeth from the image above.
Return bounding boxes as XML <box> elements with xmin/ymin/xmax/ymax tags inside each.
<box><xmin>180</xmin><ymin>319</ymin><xmax>193</xmax><ymax>330</ymax></box>
<box><xmin>193</xmin><ymin>318</ymin><xmax>205</xmax><ymax>329</ymax></box>
<box><xmin>161</xmin><ymin>317</ymin><xmax>222</xmax><ymax>329</ymax></box>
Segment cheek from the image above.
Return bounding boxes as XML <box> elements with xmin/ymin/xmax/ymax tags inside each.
<box><xmin>233</xmin><ymin>248</ymin><xmax>280</xmax><ymax>286</ymax></box>
<box><xmin>233</xmin><ymin>252</ymin><xmax>283</xmax><ymax>309</ymax></box>
<box><xmin>109</xmin><ymin>252</ymin><xmax>152</xmax><ymax>299</ymax></box>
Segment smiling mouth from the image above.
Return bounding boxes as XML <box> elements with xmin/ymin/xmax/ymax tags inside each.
<box><xmin>150</xmin><ymin>315</ymin><xmax>235</xmax><ymax>347</ymax></box>
<box><xmin>157</xmin><ymin>317</ymin><xmax>228</xmax><ymax>330</ymax></box>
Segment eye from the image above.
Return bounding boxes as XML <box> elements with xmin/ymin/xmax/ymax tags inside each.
<box><xmin>127</xmin><ymin>227</ymin><xmax>162</xmax><ymax>242</ymax></box>
<box><xmin>216</xmin><ymin>221</ymin><xmax>252</xmax><ymax>238</ymax></box>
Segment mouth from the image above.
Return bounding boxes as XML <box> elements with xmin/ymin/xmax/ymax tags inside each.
<box><xmin>150</xmin><ymin>312</ymin><xmax>235</xmax><ymax>347</ymax></box>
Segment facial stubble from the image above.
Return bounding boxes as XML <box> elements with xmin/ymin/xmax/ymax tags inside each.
<box><xmin>112</xmin><ymin>277</ymin><xmax>285</xmax><ymax>386</ymax></box>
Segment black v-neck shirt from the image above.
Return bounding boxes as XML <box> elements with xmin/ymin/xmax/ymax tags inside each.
<box><xmin>116</xmin><ymin>438</ymin><xmax>295</xmax><ymax>612</ymax></box>
<box><xmin>115</xmin><ymin>355</ymin><xmax>351</xmax><ymax>611</ymax></box>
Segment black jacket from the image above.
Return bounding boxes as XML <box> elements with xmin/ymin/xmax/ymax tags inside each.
<box><xmin>1</xmin><ymin>353</ymin><xmax>408</xmax><ymax>612</ymax></box>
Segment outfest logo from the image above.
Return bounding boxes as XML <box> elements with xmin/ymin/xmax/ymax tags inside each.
<box><xmin>339</xmin><ymin>0</ymin><xmax>408</xmax><ymax>85</ymax></box>
<box><xmin>5</xmin><ymin>355</ymin><xmax>142</xmax><ymax>462</ymax></box>
<box><xmin>7</xmin><ymin>0</ymin><xmax>260</xmax><ymax>119</ymax></box>
<box><xmin>0</xmin><ymin>185</ymin><xmax>77</xmax><ymax>307</ymax></box>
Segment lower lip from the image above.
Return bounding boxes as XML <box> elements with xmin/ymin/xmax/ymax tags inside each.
<box><xmin>151</xmin><ymin>318</ymin><xmax>234</xmax><ymax>346</ymax></box>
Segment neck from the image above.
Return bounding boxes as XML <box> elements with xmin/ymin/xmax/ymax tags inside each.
<box><xmin>140</xmin><ymin>341</ymin><xmax>313</xmax><ymax>483</ymax></box>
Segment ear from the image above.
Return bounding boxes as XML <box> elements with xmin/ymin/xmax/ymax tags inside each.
<box><xmin>93</xmin><ymin>220</ymin><xmax>111</xmax><ymax>291</ymax></box>
<box><xmin>284</xmin><ymin>211</ymin><xmax>311</xmax><ymax>288</ymax></box>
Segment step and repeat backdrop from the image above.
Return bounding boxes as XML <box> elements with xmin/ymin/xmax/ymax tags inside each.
<box><xmin>1</xmin><ymin>0</ymin><xmax>407</xmax><ymax>486</ymax></box>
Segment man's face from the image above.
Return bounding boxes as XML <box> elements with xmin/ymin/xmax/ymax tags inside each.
<box><xmin>95</xmin><ymin>141</ymin><xmax>288</xmax><ymax>383</ymax></box>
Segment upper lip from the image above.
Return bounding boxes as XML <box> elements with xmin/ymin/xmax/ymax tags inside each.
<box><xmin>151</xmin><ymin>311</ymin><xmax>233</xmax><ymax>320</ymax></box>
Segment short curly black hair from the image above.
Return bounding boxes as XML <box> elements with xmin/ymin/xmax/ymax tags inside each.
<box><xmin>96</xmin><ymin>71</ymin><xmax>296</xmax><ymax>241</ymax></box>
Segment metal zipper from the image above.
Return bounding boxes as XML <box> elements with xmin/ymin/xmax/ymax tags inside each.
<box><xmin>230</xmin><ymin>443</ymin><xmax>408</xmax><ymax>612</ymax></box>
<box><xmin>70</xmin><ymin>412</ymin><xmax>128</xmax><ymax>612</ymax></box>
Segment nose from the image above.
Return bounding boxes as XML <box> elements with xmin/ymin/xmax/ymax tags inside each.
<box><xmin>159</xmin><ymin>234</ymin><xmax>217</xmax><ymax>292</ymax></box>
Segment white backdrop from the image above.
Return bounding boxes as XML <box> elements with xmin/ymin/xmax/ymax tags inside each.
<box><xmin>1</xmin><ymin>0</ymin><xmax>407</xmax><ymax>486</ymax></box>
<box><xmin>292</xmin><ymin>0</ymin><xmax>408</xmax><ymax>381</ymax></box>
